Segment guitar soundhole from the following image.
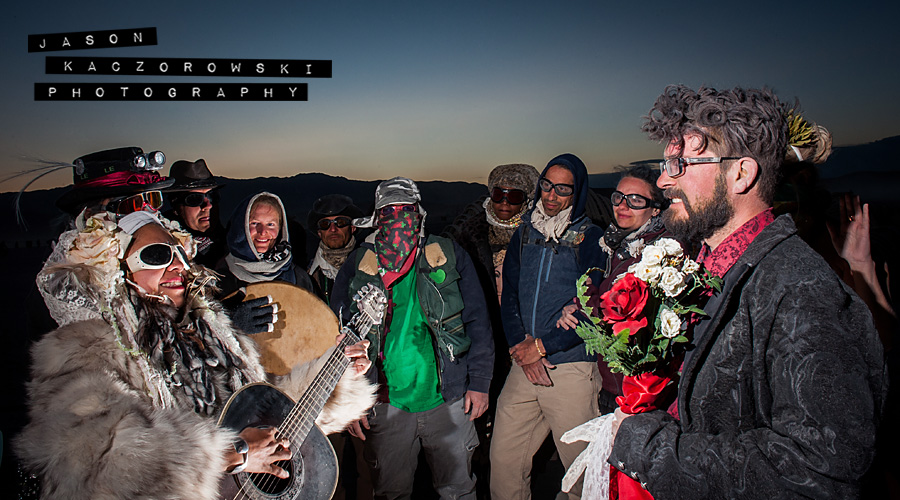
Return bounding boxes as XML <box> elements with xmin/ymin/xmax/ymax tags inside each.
<box><xmin>248</xmin><ymin>459</ymin><xmax>296</xmax><ymax>495</ymax></box>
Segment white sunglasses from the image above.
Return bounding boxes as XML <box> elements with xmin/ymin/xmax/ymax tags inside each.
<box><xmin>125</xmin><ymin>242</ymin><xmax>190</xmax><ymax>272</ymax></box>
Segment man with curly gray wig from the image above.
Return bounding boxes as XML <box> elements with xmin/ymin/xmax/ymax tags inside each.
<box><xmin>608</xmin><ymin>85</ymin><xmax>887</xmax><ymax>498</ymax></box>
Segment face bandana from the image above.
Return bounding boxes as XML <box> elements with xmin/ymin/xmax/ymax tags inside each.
<box><xmin>375</xmin><ymin>210</ymin><xmax>421</xmax><ymax>272</ymax></box>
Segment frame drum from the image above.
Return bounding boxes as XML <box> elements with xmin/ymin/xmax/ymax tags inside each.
<box><xmin>242</xmin><ymin>282</ymin><xmax>340</xmax><ymax>376</ymax></box>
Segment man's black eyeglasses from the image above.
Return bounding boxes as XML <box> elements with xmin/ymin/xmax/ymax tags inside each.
<box><xmin>490</xmin><ymin>187</ymin><xmax>527</xmax><ymax>205</ymax></box>
<box><xmin>181</xmin><ymin>192</ymin><xmax>215</xmax><ymax>208</ymax></box>
<box><xmin>538</xmin><ymin>177</ymin><xmax>575</xmax><ymax>197</ymax></box>
<box><xmin>317</xmin><ymin>216</ymin><xmax>353</xmax><ymax>230</ymax></box>
<box><xmin>611</xmin><ymin>191</ymin><xmax>659</xmax><ymax>210</ymax></box>
<box><xmin>658</xmin><ymin>157</ymin><xmax>740</xmax><ymax>178</ymax></box>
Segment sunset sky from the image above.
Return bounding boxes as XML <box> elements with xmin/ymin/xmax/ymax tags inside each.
<box><xmin>1</xmin><ymin>0</ymin><xmax>898</xmax><ymax>192</ymax></box>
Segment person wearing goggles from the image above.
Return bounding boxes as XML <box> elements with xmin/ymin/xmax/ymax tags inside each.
<box><xmin>106</xmin><ymin>190</ymin><xmax>164</xmax><ymax>216</ymax></box>
<box><xmin>491</xmin><ymin>154</ymin><xmax>608</xmax><ymax>500</ymax></box>
<box><xmin>164</xmin><ymin>159</ymin><xmax>226</xmax><ymax>268</ymax></box>
<box><xmin>440</xmin><ymin>163</ymin><xmax>540</xmax><ymax>493</ymax></box>
<box><xmin>557</xmin><ymin>165</ymin><xmax>673</xmax><ymax>416</ymax></box>
<box><xmin>609</xmin><ymin>170</ymin><xmax>666</xmax><ymax>233</ymax></box>
<box><xmin>52</xmin><ymin>147</ymin><xmax>175</xmax><ymax>218</ymax></box>
<box><xmin>306</xmin><ymin>194</ymin><xmax>364</xmax><ymax>304</ymax></box>
<box><xmin>444</xmin><ymin>163</ymin><xmax>539</xmax><ymax>303</ymax></box>
<box><xmin>17</xmin><ymin>210</ymin><xmax>376</xmax><ymax>499</ymax></box>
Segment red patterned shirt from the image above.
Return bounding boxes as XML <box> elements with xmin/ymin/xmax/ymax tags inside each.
<box><xmin>668</xmin><ymin>208</ymin><xmax>775</xmax><ymax>420</ymax></box>
<box><xmin>697</xmin><ymin>208</ymin><xmax>775</xmax><ymax>278</ymax></box>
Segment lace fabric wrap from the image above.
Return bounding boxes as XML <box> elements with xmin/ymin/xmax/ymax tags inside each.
<box><xmin>37</xmin><ymin>227</ymin><xmax>125</xmax><ymax>328</ymax></box>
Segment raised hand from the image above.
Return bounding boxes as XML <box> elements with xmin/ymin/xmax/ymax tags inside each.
<box><xmin>828</xmin><ymin>194</ymin><xmax>871</xmax><ymax>270</ymax></box>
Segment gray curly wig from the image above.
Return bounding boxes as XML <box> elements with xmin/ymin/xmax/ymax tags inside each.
<box><xmin>642</xmin><ymin>85</ymin><xmax>789</xmax><ymax>204</ymax></box>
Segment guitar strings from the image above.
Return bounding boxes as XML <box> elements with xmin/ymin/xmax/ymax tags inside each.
<box><xmin>233</xmin><ymin>311</ymin><xmax>375</xmax><ymax>497</ymax></box>
<box><xmin>230</xmin><ymin>340</ymin><xmax>354</xmax><ymax>498</ymax></box>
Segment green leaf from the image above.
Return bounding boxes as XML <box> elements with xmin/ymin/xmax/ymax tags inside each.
<box><xmin>682</xmin><ymin>304</ymin><xmax>707</xmax><ymax>314</ymax></box>
<box><xmin>575</xmin><ymin>269</ymin><xmax>605</xmax><ymax>326</ymax></box>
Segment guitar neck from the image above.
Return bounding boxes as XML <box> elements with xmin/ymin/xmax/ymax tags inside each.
<box><xmin>279</xmin><ymin>316</ymin><xmax>369</xmax><ymax>444</ymax></box>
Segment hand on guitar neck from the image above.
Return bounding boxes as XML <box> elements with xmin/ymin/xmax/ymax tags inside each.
<box><xmin>337</xmin><ymin>333</ymin><xmax>372</xmax><ymax>376</ymax></box>
<box><xmin>218</xmin><ymin>284</ymin><xmax>384</xmax><ymax>499</ymax></box>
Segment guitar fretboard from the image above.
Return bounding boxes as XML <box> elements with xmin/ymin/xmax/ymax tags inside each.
<box><xmin>276</xmin><ymin>312</ymin><xmax>371</xmax><ymax>443</ymax></box>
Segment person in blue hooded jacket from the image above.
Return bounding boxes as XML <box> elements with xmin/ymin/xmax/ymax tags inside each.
<box><xmin>490</xmin><ymin>153</ymin><xmax>607</xmax><ymax>500</ymax></box>
<box><xmin>216</xmin><ymin>191</ymin><xmax>314</xmax><ymax>300</ymax></box>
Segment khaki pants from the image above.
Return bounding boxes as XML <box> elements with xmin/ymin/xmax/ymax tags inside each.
<box><xmin>489</xmin><ymin>361</ymin><xmax>600</xmax><ymax>500</ymax></box>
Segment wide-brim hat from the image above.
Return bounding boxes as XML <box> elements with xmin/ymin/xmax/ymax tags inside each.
<box><xmin>307</xmin><ymin>194</ymin><xmax>364</xmax><ymax>229</ymax></box>
<box><xmin>165</xmin><ymin>158</ymin><xmax>222</xmax><ymax>192</ymax></box>
<box><xmin>56</xmin><ymin>147</ymin><xmax>174</xmax><ymax>215</ymax></box>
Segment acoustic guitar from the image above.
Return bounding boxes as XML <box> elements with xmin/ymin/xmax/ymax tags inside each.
<box><xmin>218</xmin><ymin>283</ymin><xmax>385</xmax><ymax>500</ymax></box>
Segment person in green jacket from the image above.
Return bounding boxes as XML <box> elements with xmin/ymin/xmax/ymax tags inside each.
<box><xmin>331</xmin><ymin>177</ymin><xmax>495</xmax><ymax>499</ymax></box>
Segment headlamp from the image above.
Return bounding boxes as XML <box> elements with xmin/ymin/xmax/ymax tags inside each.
<box><xmin>133</xmin><ymin>150</ymin><xmax>166</xmax><ymax>171</ymax></box>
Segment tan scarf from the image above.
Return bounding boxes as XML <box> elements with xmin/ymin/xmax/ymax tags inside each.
<box><xmin>529</xmin><ymin>199</ymin><xmax>573</xmax><ymax>242</ymax></box>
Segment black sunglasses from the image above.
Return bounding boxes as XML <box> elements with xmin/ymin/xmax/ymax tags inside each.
<box><xmin>317</xmin><ymin>216</ymin><xmax>353</xmax><ymax>230</ymax></box>
<box><xmin>181</xmin><ymin>191</ymin><xmax>215</xmax><ymax>208</ymax></box>
<box><xmin>611</xmin><ymin>191</ymin><xmax>659</xmax><ymax>210</ymax></box>
<box><xmin>490</xmin><ymin>187</ymin><xmax>527</xmax><ymax>205</ymax></box>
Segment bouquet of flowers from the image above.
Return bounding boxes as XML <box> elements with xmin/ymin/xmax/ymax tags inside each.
<box><xmin>562</xmin><ymin>238</ymin><xmax>720</xmax><ymax>499</ymax></box>
<box><xmin>575</xmin><ymin>237</ymin><xmax>721</xmax><ymax>377</ymax></box>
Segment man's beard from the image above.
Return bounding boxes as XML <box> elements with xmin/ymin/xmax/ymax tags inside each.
<box><xmin>323</xmin><ymin>234</ymin><xmax>351</xmax><ymax>249</ymax></box>
<box><xmin>662</xmin><ymin>172</ymin><xmax>734</xmax><ymax>244</ymax></box>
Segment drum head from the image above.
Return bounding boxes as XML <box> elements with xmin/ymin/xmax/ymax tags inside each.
<box><xmin>243</xmin><ymin>282</ymin><xmax>339</xmax><ymax>376</ymax></box>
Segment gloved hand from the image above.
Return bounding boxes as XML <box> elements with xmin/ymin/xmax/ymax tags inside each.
<box><xmin>223</xmin><ymin>289</ymin><xmax>278</xmax><ymax>335</ymax></box>
<box><xmin>560</xmin><ymin>412</ymin><xmax>617</xmax><ymax>498</ymax></box>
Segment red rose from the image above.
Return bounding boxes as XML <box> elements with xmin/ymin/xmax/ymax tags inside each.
<box><xmin>599</xmin><ymin>273</ymin><xmax>649</xmax><ymax>336</ymax></box>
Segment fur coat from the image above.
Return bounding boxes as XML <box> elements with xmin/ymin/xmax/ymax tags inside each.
<box><xmin>15</xmin><ymin>250</ymin><xmax>376</xmax><ymax>499</ymax></box>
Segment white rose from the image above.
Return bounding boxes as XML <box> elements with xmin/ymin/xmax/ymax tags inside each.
<box><xmin>626</xmin><ymin>238</ymin><xmax>646</xmax><ymax>258</ymax></box>
<box><xmin>658</xmin><ymin>266</ymin><xmax>687</xmax><ymax>297</ymax></box>
<box><xmin>69</xmin><ymin>227</ymin><xmax>123</xmax><ymax>274</ymax></box>
<box><xmin>629</xmin><ymin>262</ymin><xmax>661</xmax><ymax>283</ymax></box>
<box><xmin>641</xmin><ymin>245</ymin><xmax>666</xmax><ymax>266</ymax></box>
<box><xmin>659</xmin><ymin>308</ymin><xmax>682</xmax><ymax>338</ymax></box>
<box><xmin>657</xmin><ymin>238</ymin><xmax>683</xmax><ymax>257</ymax></box>
<box><xmin>681</xmin><ymin>258</ymin><xmax>700</xmax><ymax>274</ymax></box>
